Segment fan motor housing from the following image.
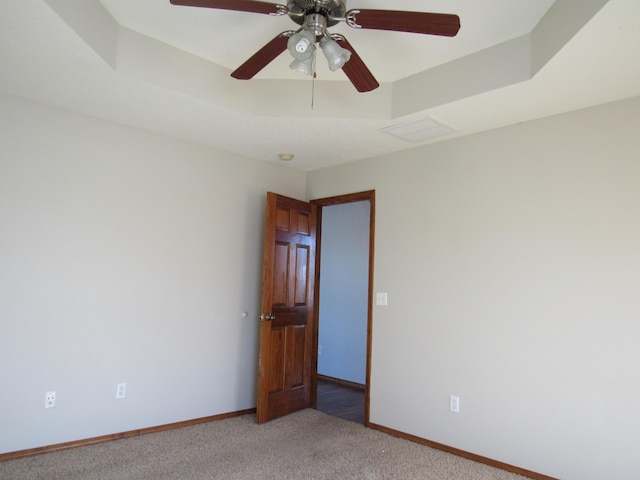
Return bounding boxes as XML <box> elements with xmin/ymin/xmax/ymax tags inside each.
<box><xmin>287</xmin><ymin>0</ymin><xmax>346</xmax><ymax>27</ymax></box>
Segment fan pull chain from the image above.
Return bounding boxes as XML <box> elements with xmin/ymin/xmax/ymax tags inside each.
<box><xmin>311</xmin><ymin>49</ymin><xmax>317</xmax><ymax>110</ymax></box>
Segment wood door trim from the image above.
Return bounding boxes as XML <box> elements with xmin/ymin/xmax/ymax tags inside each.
<box><xmin>311</xmin><ymin>190</ymin><xmax>375</xmax><ymax>426</ymax></box>
<box><xmin>317</xmin><ymin>373</ymin><xmax>365</xmax><ymax>391</ymax></box>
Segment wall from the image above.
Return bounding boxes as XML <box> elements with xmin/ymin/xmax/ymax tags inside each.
<box><xmin>317</xmin><ymin>201</ymin><xmax>370</xmax><ymax>385</ymax></box>
<box><xmin>0</xmin><ymin>94</ymin><xmax>305</xmax><ymax>453</ymax></box>
<box><xmin>307</xmin><ymin>96</ymin><xmax>640</xmax><ymax>480</ymax></box>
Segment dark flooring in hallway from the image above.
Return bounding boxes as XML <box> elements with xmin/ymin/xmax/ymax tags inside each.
<box><xmin>316</xmin><ymin>378</ymin><xmax>365</xmax><ymax>424</ymax></box>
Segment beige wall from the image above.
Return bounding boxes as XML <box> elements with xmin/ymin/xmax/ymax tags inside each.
<box><xmin>3</xmin><ymin>90</ymin><xmax>639</xmax><ymax>479</ymax></box>
<box><xmin>0</xmin><ymin>94</ymin><xmax>305</xmax><ymax>452</ymax></box>
<box><xmin>307</xmin><ymin>95</ymin><xmax>640</xmax><ymax>480</ymax></box>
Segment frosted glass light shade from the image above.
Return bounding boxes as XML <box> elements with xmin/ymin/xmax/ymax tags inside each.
<box><xmin>287</xmin><ymin>30</ymin><xmax>316</xmax><ymax>60</ymax></box>
<box><xmin>320</xmin><ymin>37</ymin><xmax>351</xmax><ymax>71</ymax></box>
<box><xmin>289</xmin><ymin>56</ymin><xmax>314</xmax><ymax>76</ymax></box>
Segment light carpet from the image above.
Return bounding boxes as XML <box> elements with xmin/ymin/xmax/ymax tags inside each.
<box><xmin>0</xmin><ymin>409</ymin><xmax>531</xmax><ymax>479</ymax></box>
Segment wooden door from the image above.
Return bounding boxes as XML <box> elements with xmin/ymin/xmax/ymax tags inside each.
<box><xmin>256</xmin><ymin>192</ymin><xmax>317</xmax><ymax>424</ymax></box>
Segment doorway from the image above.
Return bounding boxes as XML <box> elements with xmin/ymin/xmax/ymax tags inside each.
<box><xmin>312</xmin><ymin>191</ymin><xmax>375</xmax><ymax>425</ymax></box>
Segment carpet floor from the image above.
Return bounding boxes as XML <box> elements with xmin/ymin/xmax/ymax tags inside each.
<box><xmin>0</xmin><ymin>409</ymin><xmax>530</xmax><ymax>479</ymax></box>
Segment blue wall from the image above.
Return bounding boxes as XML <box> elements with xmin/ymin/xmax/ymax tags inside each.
<box><xmin>317</xmin><ymin>201</ymin><xmax>370</xmax><ymax>384</ymax></box>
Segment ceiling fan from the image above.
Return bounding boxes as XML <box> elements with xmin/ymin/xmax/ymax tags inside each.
<box><xmin>169</xmin><ymin>0</ymin><xmax>460</xmax><ymax>92</ymax></box>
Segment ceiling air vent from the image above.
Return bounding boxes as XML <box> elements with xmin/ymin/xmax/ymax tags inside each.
<box><xmin>382</xmin><ymin>116</ymin><xmax>456</xmax><ymax>142</ymax></box>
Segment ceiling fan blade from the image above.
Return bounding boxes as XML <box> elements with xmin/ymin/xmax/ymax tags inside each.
<box><xmin>333</xmin><ymin>36</ymin><xmax>379</xmax><ymax>93</ymax></box>
<box><xmin>346</xmin><ymin>9</ymin><xmax>460</xmax><ymax>37</ymax></box>
<box><xmin>170</xmin><ymin>0</ymin><xmax>286</xmax><ymax>16</ymax></box>
<box><xmin>231</xmin><ymin>32</ymin><xmax>291</xmax><ymax>80</ymax></box>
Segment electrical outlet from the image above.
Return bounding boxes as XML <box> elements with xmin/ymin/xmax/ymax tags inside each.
<box><xmin>450</xmin><ymin>395</ymin><xmax>460</xmax><ymax>413</ymax></box>
<box><xmin>116</xmin><ymin>383</ymin><xmax>127</xmax><ymax>399</ymax></box>
<box><xmin>45</xmin><ymin>391</ymin><xmax>56</xmax><ymax>409</ymax></box>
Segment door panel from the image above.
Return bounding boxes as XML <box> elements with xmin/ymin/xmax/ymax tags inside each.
<box><xmin>294</xmin><ymin>246</ymin><xmax>309</xmax><ymax>304</ymax></box>
<box><xmin>256</xmin><ymin>192</ymin><xmax>316</xmax><ymax>423</ymax></box>
<box><xmin>273</xmin><ymin>243</ymin><xmax>289</xmax><ymax>304</ymax></box>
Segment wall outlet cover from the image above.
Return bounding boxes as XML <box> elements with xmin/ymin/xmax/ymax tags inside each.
<box><xmin>116</xmin><ymin>383</ymin><xmax>127</xmax><ymax>399</ymax></box>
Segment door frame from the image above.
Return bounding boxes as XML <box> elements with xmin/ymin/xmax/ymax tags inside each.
<box><xmin>310</xmin><ymin>190</ymin><xmax>375</xmax><ymax>426</ymax></box>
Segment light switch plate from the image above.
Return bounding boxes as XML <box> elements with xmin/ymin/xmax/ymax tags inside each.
<box><xmin>450</xmin><ymin>395</ymin><xmax>460</xmax><ymax>413</ymax></box>
<box><xmin>376</xmin><ymin>292</ymin><xmax>388</xmax><ymax>306</ymax></box>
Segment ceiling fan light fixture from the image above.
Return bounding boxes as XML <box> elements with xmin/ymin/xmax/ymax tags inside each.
<box><xmin>172</xmin><ymin>0</ymin><xmax>461</xmax><ymax>93</ymax></box>
<box><xmin>320</xmin><ymin>37</ymin><xmax>351</xmax><ymax>71</ymax></box>
<box><xmin>289</xmin><ymin>56</ymin><xmax>315</xmax><ymax>76</ymax></box>
<box><xmin>287</xmin><ymin>30</ymin><xmax>316</xmax><ymax>60</ymax></box>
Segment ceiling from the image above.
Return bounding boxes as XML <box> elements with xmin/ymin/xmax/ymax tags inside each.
<box><xmin>99</xmin><ymin>0</ymin><xmax>553</xmax><ymax>83</ymax></box>
<box><xmin>1</xmin><ymin>0</ymin><xmax>639</xmax><ymax>171</ymax></box>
